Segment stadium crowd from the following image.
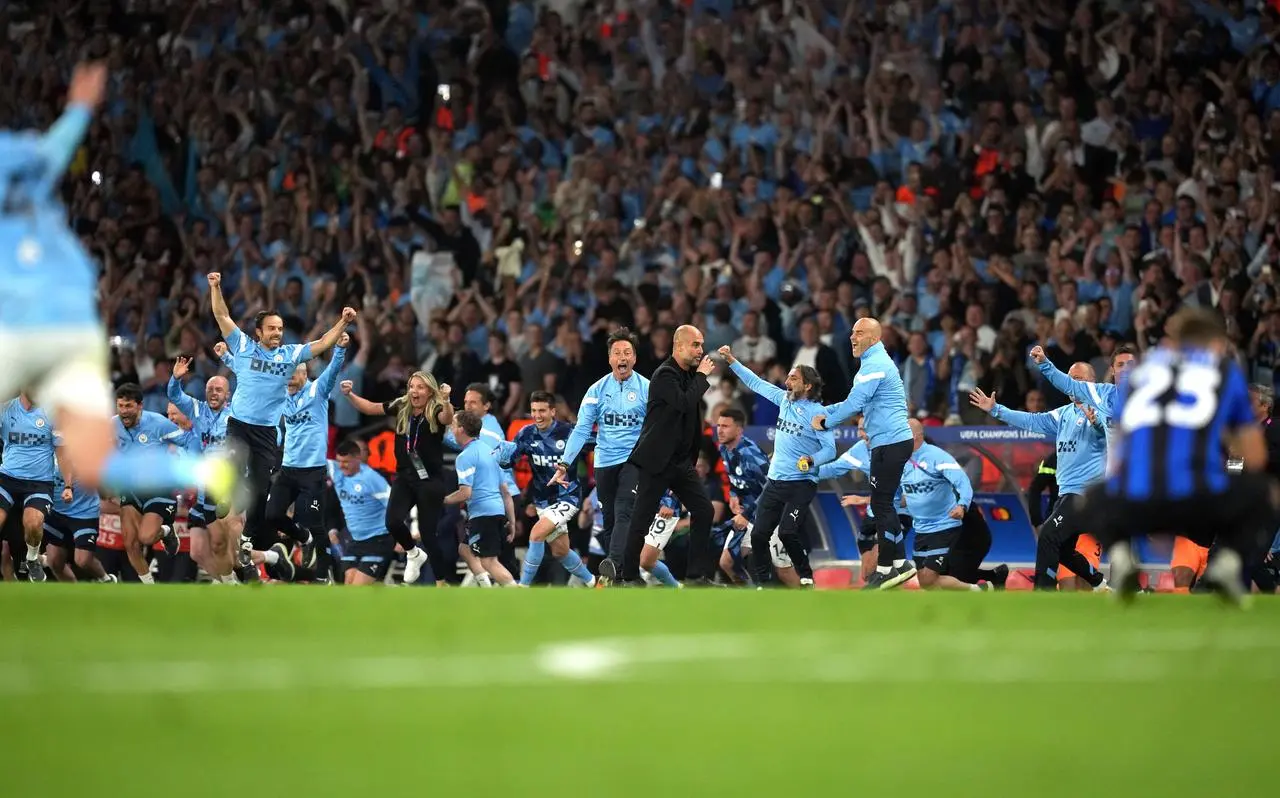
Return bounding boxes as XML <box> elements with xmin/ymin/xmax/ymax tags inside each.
<box><xmin>3</xmin><ymin>0</ymin><xmax>1280</xmax><ymax>586</ymax></box>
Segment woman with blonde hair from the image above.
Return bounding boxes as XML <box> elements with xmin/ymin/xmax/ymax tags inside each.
<box><xmin>341</xmin><ymin>371</ymin><xmax>455</xmax><ymax>585</ymax></box>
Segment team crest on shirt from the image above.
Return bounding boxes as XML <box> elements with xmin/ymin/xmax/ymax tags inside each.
<box><xmin>627</xmin><ymin>391</ymin><xmax>637</xmax><ymax>401</ymax></box>
<box><xmin>735</xmin><ymin>466</ymin><xmax>742</xmax><ymax>475</ymax></box>
<box><xmin>917</xmin><ymin>461</ymin><xmax>928</xmax><ymax>469</ymax></box>
<box><xmin>1076</xmin><ymin>418</ymin><xmax>1083</xmax><ymax>426</ymax></box>
<box><xmin>354</xmin><ymin>484</ymin><xmax>363</xmax><ymax>492</ymax></box>
<box><xmin>556</xmin><ymin>440</ymin><xmax>565</xmax><ymax>450</ymax></box>
<box><xmin>274</xmin><ymin>354</ymin><xmax>283</xmax><ymax>362</ymax></box>
<box><xmin>138</xmin><ymin>434</ymin><xmax>149</xmax><ymax>443</ymax></box>
<box><xmin>35</xmin><ymin>419</ymin><xmax>45</xmax><ymax>428</ymax></box>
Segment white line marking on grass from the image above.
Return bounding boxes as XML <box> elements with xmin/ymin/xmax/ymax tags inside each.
<box><xmin>2</xmin><ymin>630</ymin><xmax>1277</xmax><ymax>695</ymax></box>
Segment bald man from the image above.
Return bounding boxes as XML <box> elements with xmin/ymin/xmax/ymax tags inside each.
<box><xmin>969</xmin><ymin>362</ymin><xmax>1111</xmax><ymax>591</ymax></box>
<box><xmin>812</xmin><ymin>318</ymin><xmax>916</xmax><ymax>589</ymax></box>
<box><xmin>168</xmin><ymin>356</ymin><xmax>236</xmax><ymax>581</ymax></box>
<box><xmin>617</xmin><ymin>325</ymin><xmax>718</xmax><ymax>585</ymax></box>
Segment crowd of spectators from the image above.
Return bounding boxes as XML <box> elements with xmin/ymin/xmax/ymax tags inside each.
<box><xmin>11</xmin><ymin>0</ymin><xmax>1280</xmax><ymax>434</ymax></box>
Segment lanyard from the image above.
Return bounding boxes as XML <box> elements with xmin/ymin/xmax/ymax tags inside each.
<box><xmin>408</xmin><ymin>415</ymin><xmax>423</xmax><ymax>452</ymax></box>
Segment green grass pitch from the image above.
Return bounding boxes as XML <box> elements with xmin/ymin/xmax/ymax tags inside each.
<box><xmin>1</xmin><ymin>587</ymin><xmax>1277</xmax><ymax>797</ymax></box>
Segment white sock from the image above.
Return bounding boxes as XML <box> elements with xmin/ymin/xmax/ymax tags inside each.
<box><xmin>892</xmin><ymin>559</ymin><xmax>905</xmax><ymax>568</ymax></box>
<box><xmin>876</xmin><ymin>565</ymin><xmax>891</xmax><ymax>575</ymax></box>
<box><xmin>968</xmin><ymin>583</ymin><xmax>982</xmax><ymax>592</ymax></box>
<box><xmin>476</xmin><ymin>573</ymin><xmax>494</xmax><ymax>587</ymax></box>
<box><xmin>26</xmin><ymin>543</ymin><xmax>40</xmax><ymax>560</ymax></box>
<box><xmin>138</xmin><ymin>572</ymin><xmax>155</xmax><ymax>585</ymax></box>
<box><xmin>263</xmin><ymin>550</ymin><xmax>280</xmax><ymax>565</ymax></box>
<box><xmin>408</xmin><ymin>547</ymin><xmax>426</xmax><ymax>560</ymax></box>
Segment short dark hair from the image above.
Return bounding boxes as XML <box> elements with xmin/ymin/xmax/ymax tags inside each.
<box><xmin>793</xmin><ymin>364</ymin><xmax>824</xmax><ymax>402</ymax></box>
<box><xmin>336</xmin><ymin>438</ymin><xmax>362</xmax><ymax>457</ymax></box>
<box><xmin>529</xmin><ymin>390</ymin><xmax>555</xmax><ymax>408</ymax></box>
<box><xmin>718</xmin><ymin>407</ymin><xmax>747</xmax><ymax>427</ymax></box>
<box><xmin>607</xmin><ymin>327</ymin><xmax>639</xmax><ymax>353</ymax></box>
<box><xmin>1167</xmin><ymin>308</ymin><xmax>1225</xmax><ymax>346</ymax></box>
<box><xmin>465</xmin><ymin>383</ymin><xmax>494</xmax><ymax>407</ymax></box>
<box><xmin>254</xmin><ymin>310</ymin><xmax>283</xmax><ymax>331</ymax></box>
<box><xmin>115</xmin><ymin>383</ymin><xmax>143</xmax><ymax>404</ymax></box>
<box><xmin>454</xmin><ymin>410</ymin><xmax>483</xmax><ymax>439</ymax></box>
<box><xmin>1111</xmin><ymin>344</ymin><xmax>1138</xmax><ymax>364</ymax></box>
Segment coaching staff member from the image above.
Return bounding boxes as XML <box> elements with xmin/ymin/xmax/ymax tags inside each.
<box><xmin>615</xmin><ymin>325</ymin><xmax>717</xmax><ymax>586</ymax></box>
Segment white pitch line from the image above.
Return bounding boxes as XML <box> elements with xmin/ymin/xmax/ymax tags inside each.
<box><xmin>1</xmin><ymin>630</ymin><xmax>1277</xmax><ymax>695</ymax></box>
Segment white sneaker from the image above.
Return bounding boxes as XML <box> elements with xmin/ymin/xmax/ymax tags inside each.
<box><xmin>1093</xmin><ymin>578</ymin><xmax>1112</xmax><ymax>593</ymax></box>
<box><xmin>403</xmin><ymin>547</ymin><xmax>428</xmax><ymax>584</ymax></box>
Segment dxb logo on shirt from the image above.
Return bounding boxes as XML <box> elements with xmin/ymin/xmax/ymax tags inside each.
<box><xmin>250</xmin><ymin>358</ymin><xmax>293</xmax><ymax>377</ymax></box>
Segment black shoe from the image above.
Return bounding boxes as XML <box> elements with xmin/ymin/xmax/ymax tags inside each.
<box><xmin>234</xmin><ymin>549</ymin><xmax>260</xmax><ymax>583</ymax></box>
<box><xmin>990</xmin><ymin>564</ymin><xmax>1010</xmax><ymax>590</ymax></box>
<box><xmin>160</xmin><ymin>524</ymin><xmax>180</xmax><ymax>557</ymax></box>
<box><xmin>269</xmin><ymin>543</ymin><xmax>295</xmax><ymax>582</ymax></box>
<box><xmin>598</xmin><ymin>558</ymin><xmax>618</xmax><ymax>588</ymax></box>
<box><xmin>861</xmin><ymin>571</ymin><xmax>889</xmax><ymax>590</ymax></box>
<box><xmin>617</xmin><ymin>578</ymin><xmax>648</xmax><ymax>588</ymax></box>
<box><xmin>25</xmin><ymin>558</ymin><xmax>46</xmax><ymax>583</ymax></box>
<box><xmin>684</xmin><ymin>576</ymin><xmax>715</xmax><ymax>588</ymax></box>
<box><xmin>861</xmin><ymin>563</ymin><xmax>917</xmax><ymax>591</ymax></box>
<box><xmin>299</xmin><ymin>535</ymin><xmax>317</xmax><ymax>570</ymax></box>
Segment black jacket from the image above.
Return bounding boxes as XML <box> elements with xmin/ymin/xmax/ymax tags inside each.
<box><xmin>629</xmin><ymin>357</ymin><xmax>709</xmax><ymax>473</ymax></box>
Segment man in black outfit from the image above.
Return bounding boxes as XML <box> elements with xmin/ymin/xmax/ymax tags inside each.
<box><xmin>616</xmin><ymin>325</ymin><xmax>717</xmax><ymax>585</ymax></box>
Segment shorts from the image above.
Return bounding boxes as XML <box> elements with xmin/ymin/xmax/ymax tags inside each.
<box><xmin>120</xmin><ymin>494</ymin><xmax>177</xmax><ymax>525</ymax></box>
<box><xmin>43</xmin><ymin>511</ymin><xmax>99</xmax><ymax>551</ymax></box>
<box><xmin>0</xmin><ymin>327</ymin><xmax>112</xmax><ymax>417</ymax></box>
<box><xmin>913</xmin><ymin>527</ymin><xmax>961</xmax><ymax>574</ymax></box>
<box><xmin>0</xmin><ymin>474</ymin><xmax>54</xmax><ymax>518</ymax></box>
<box><xmin>1058</xmin><ymin>534</ymin><xmax>1102</xmax><ymax>582</ymax></box>
<box><xmin>187</xmin><ymin>501</ymin><xmax>218</xmax><ymax>528</ymax></box>
<box><xmin>644</xmin><ymin>513</ymin><xmax>681</xmax><ymax>551</ymax></box>
<box><xmin>341</xmin><ymin>534</ymin><xmax>395</xmax><ymax>580</ymax></box>
<box><xmin>536</xmin><ymin>500</ymin><xmax>578</xmax><ymax>543</ymax></box>
<box><xmin>722</xmin><ymin>523</ymin><xmax>791</xmax><ymax>569</ymax></box>
<box><xmin>1170</xmin><ymin>535</ymin><xmax>1209</xmax><ymax>580</ymax></box>
<box><xmin>467</xmin><ymin>514</ymin><xmax>505</xmax><ymax>558</ymax></box>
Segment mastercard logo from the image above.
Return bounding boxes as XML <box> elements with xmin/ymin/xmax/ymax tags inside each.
<box><xmin>991</xmin><ymin>507</ymin><xmax>1011</xmax><ymax>522</ymax></box>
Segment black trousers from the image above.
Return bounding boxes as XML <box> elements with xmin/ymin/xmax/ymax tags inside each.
<box><xmin>594</xmin><ymin>462</ymin><xmax>639</xmax><ymax>565</ymax></box>
<box><xmin>948</xmin><ymin>507</ymin><xmax>992</xmax><ymax>584</ymax></box>
<box><xmin>622</xmin><ymin>460</ymin><xmax>714</xmax><ymax>581</ymax></box>
<box><xmin>385</xmin><ymin>476</ymin><xmax>451</xmax><ymax>582</ymax></box>
<box><xmin>749</xmin><ymin>479</ymin><xmax>817</xmax><ymax>584</ymax></box>
<box><xmin>869</xmin><ymin>440</ymin><xmax>913</xmax><ymax>568</ymax></box>
<box><xmin>226</xmin><ymin>417</ymin><xmax>281</xmax><ymax>551</ymax></box>
<box><xmin>265</xmin><ymin>465</ymin><xmax>332</xmax><ymax>578</ymax></box>
<box><xmin>1035</xmin><ymin>493</ymin><xmax>1103</xmax><ymax>590</ymax></box>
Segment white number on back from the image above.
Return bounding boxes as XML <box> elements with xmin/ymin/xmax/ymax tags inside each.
<box><xmin>1120</xmin><ymin>362</ymin><xmax>1220</xmax><ymax>432</ymax></box>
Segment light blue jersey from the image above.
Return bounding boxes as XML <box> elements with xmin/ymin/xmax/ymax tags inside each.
<box><xmin>455</xmin><ymin>438</ymin><xmax>506</xmax><ymax>518</ymax></box>
<box><xmin>900</xmin><ymin>443</ymin><xmax>973</xmax><ymax>536</ymax></box>
<box><xmin>822</xmin><ymin>342</ymin><xmax>913</xmax><ymax>448</ymax></box>
<box><xmin>729</xmin><ymin>361</ymin><xmax>835</xmax><ymax>481</ymax></box>
<box><xmin>815</xmin><ymin>439</ymin><xmax>903</xmax><ymax>519</ymax></box>
<box><xmin>222</xmin><ymin>327</ymin><xmax>314</xmax><ymax>426</ymax></box>
<box><xmin>0</xmin><ymin>107</ymin><xmax>99</xmax><ymax>328</ymax></box>
<box><xmin>166</xmin><ymin>379</ymin><xmax>231</xmax><ymax>452</ymax></box>
<box><xmin>446</xmin><ymin>412</ymin><xmax>518</xmax><ymax>493</ymax></box>
<box><xmin>53</xmin><ymin>467</ymin><xmax>99</xmax><ymax>519</ymax></box>
<box><xmin>990</xmin><ymin>403</ymin><xmax>1108</xmax><ymax>496</ymax></box>
<box><xmin>0</xmin><ymin>398</ymin><xmax>57</xmax><ymax>481</ymax></box>
<box><xmin>161</xmin><ymin>425</ymin><xmax>204</xmax><ymax>455</ymax></box>
<box><xmin>283</xmin><ymin>346</ymin><xmax>346</xmax><ymax>469</ymax></box>
<box><xmin>1037</xmin><ymin>360</ymin><xmax>1118</xmax><ymax>420</ymax></box>
<box><xmin>114</xmin><ymin>411</ymin><xmax>181</xmax><ymax>454</ymax></box>
<box><xmin>562</xmin><ymin>371</ymin><xmax>650</xmax><ymax>469</ymax></box>
<box><xmin>327</xmin><ymin>460</ymin><xmax>390</xmax><ymax>542</ymax></box>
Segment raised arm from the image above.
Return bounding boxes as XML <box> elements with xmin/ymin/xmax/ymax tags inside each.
<box><xmin>40</xmin><ymin>62</ymin><xmax>104</xmax><ymax>180</ymax></box>
<box><xmin>166</xmin><ymin>356</ymin><xmax>199</xmax><ymax>419</ymax></box>
<box><xmin>818</xmin><ymin>370</ymin><xmax>883</xmax><ymax>429</ymax></box>
<box><xmin>650</xmin><ymin>360</ymin><xmax>713</xmax><ymax>410</ymax></box>
<box><xmin>722</xmin><ymin>348</ymin><xmax>786</xmax><ymax>406</ymax></box>
<box><xmin>307</xmin><ymin>307</ymin><xmax>357</xmax><ymax>360</ymax></box>
<box><xmin>1031</xmin><ymin>347</ymin><xmax>1116</xmax><ymax>414</ymax></box>
<box><xmin>989</xmin><ymin>403</ymin><xmax>1061</xmax><ymax>436</ymax></box>
<box><xmin>207</xmin><ymin>272</ymin><xmax>239</xmax><ymax>338</ymax></box>
<box><xmin>340</xmin><ymin>380</ymin><xmax>387</xmax><ymax>416</ymax></box>
<box><xmin>314</xmin><ymin>338</ymin><xmax>349</xmax><ymax>398</ymax></box>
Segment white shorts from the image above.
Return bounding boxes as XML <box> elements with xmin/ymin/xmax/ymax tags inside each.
<box><xmin>0</xmin><ymin>327</ymin><xmax>111</xmax><ymax>417</ymax></box>
<box><xmin>644</xmin><ymin>514</ymin><xmax>681</xmax><ymax>551</ymax></box>
<box><xmin>725</xmin><ymin>523</ymin><xmax>792</xmax><ymax>569</ymax></box>
<box><xmin>536</xmin><ymin>501</ymin><xmax>578</xmax><ymax>542</ymax></box>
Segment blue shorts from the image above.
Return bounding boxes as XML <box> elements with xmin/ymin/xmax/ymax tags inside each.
<box><xmin>0</xmin><ymin>474</ymin><xmax>54</xmax><ymax>518</ymax></box>
<box><xmin>121</xmin><ymin>493</ymin><xmax>177</xmax><ymax>525</ymax></box>
<box><xmin>187</xmin><ymin>501</ymin><xmax>218</xmax><ymax>528</ymax></box>
<box><xmin>43</xmin><ymin>512</ymin><xmax>99</xmax><ymax>551</ymax></box>
<box><xmin>913</xmin><ymin>527</ymin><xmax>960</xmax><ymax>574</ymax></box>
<box><xmin>341</xmin><ymin>534</ymin><xmax>395</xmax><ymax>580</ymax></box>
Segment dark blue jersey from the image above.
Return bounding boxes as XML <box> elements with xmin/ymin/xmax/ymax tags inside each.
<box><xmin>1109</xmin><ymin>347</ymin><xmax>1254</xmax><ymax>501</ymax></box>
<box><xmin>718</xmin><ymin>436</ymin><xmax>769</xmax><ymax>523</ymax></box>
<box><xmin>496</xmin><ymin>421</ymin><xmax>580</xmax><ymax>508</ymax></box>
